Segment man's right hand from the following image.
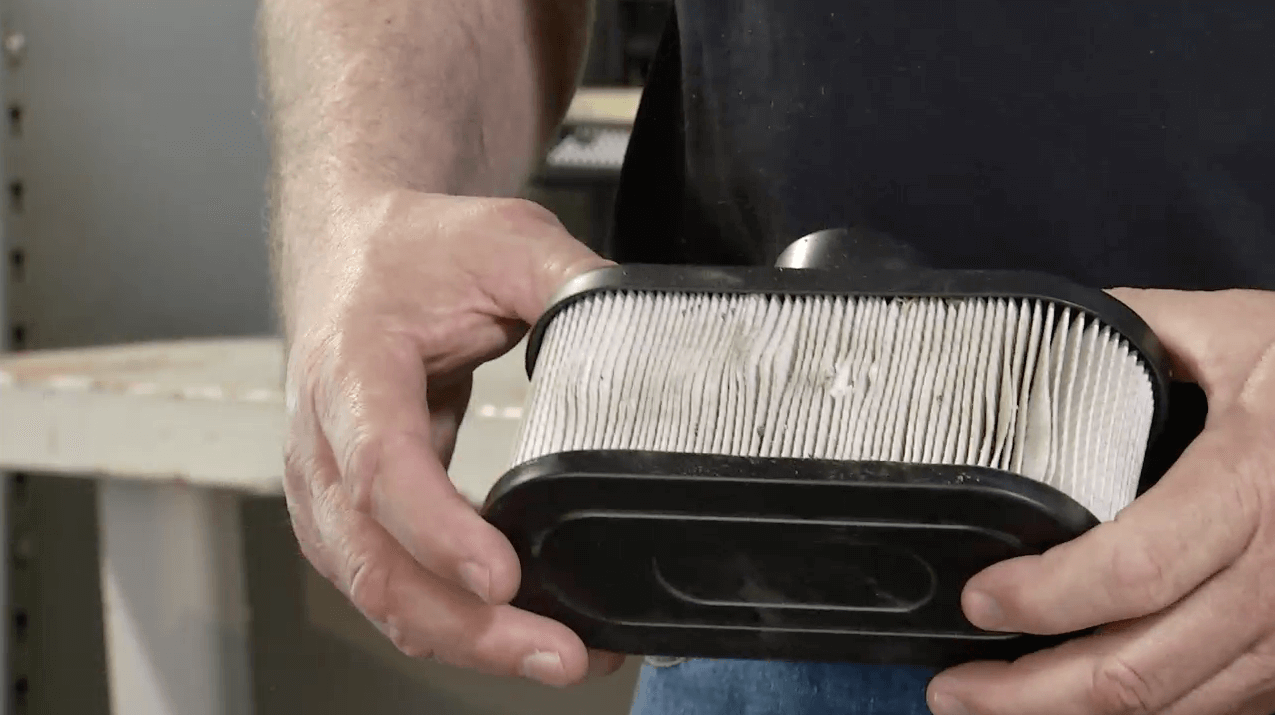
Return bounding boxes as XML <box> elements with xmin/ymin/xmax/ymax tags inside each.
<box><xmin>279</xmin><ymin>186</ymin><xmax>620</xmax><ymax>686</ymax></box>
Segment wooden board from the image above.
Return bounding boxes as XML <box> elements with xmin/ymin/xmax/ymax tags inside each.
<box><xmin>0</xmin><ymin>338</ymin><xmax>531</xmax><ymax>501</ymax></box>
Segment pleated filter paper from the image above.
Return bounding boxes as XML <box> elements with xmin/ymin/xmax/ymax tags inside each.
<box><xmin>511</xmin><ymin>292</ymin><xmax>1155</xmax><ymax>522</ymax></box>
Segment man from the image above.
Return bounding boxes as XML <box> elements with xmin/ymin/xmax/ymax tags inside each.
<box><xmin>258</xmin><ymin>1</ymin><xmax>1275</xmax><ymax>713</ymax></box>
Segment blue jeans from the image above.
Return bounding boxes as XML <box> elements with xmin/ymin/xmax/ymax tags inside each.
<box><xmin>629</xmin><ymin>658</ymin><xmax>936</xmax><ymax>715</ymax></box>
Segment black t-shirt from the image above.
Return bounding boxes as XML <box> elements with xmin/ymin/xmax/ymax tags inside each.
<box><xmin>611</xmin><ymin>1</ymin><xmax>1275</xmax><ymax>291</ymax></box>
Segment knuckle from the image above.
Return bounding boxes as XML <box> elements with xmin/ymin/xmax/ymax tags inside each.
<box><xmin>1238</xmin><ymin>645</ymin><xmax>1275</xmax><ymax>696</ymax></box>
<box><xmin>284</xmin><ymin>505</ymin><xmax>327</xmax><ymax>572</ymax></box>
<box><xmin>296</xmin><ymin>538</ymin><xmax>335</xmax><ymax>581</ymax></box>
<box><xmin>295</xmin><ymin>535</ymin><xmax>321</xmax><ymax>565</ymax></box>
<box><xmin>411</xmin><ymin>600</ymin><xmax>475</xmax><ymax>662</ymax></box>
<box><xmin>482</xmin><ymin>197</ymin><xmax>561</xmax><ymax>230</ymax></box>
<box><xmin>1229</xmin><ymin>449</ymin><xmax>1270</xmax><ymax>532</ymax></box>
<box><xmin>281</xmin><ymin>378</ymin><xmax>327</xmax><ymax>481</ymax></box>
<box><xmin>429</xmin><ymin>649</ymin><xmax>470</xmax><ymax>671</ymax></box>
<box><xmin>283</xmin><ymin>498</ymin><xmax>312</xmax><ymax>543</ymax></box>
<box><xmin>339</xmin><ymin>426</ymin><xmax>383</xmax><ymax>511</ymax></box>
<box><xmin>282</xmin><ymin>437</ymin><xmax>313</xmax><ymax>487</ymax></box>
<box><xmin>382</xmin><ymin>618</ymin><xmax>432</xmax><ymax>659</ymax></box>
<box><xmin>1092</xmin><ymin>654</ymin><xmax>1157</xmax><ymax>715</ymax></box>
<box><xmin>346</xmin><ymin>553</ymin><xmax>395</xmax><ymax>624</ymax></box>
<box><xmin>281</xmin><ymin>345</ymin><xmax>346</xmax><ymax>489</ymax></box>
<box><xmin>309</xmin><ymin>341</ymin><xmax>421</xmax><ymax>511</ymax></box>
<box><xmin>1106</xmin><ymin>534</ymin><xmax>1175</xmax><ymax>611</ymax></box>
<box><xmin>284</xmin><ymin>335</ymin><xmax>336</xmax><ymax>411</ymax></box>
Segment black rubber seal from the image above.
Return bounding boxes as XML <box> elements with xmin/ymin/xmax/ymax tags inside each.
<box><xmin>482</xmin><ymin>450</ymin><xmax>1096</xmax><ymax>667</ymax></box>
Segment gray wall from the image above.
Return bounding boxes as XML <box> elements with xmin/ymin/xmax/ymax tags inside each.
<box><xmin>4</xmin><ymin>0</ymin><xmax>275</xmax><ymax>349</ymax></box>
<box><xmin>4</xmin><ymin>0</ymin><xmax>274</xmax><ymax>707</ymax></box>
<box><xmin>0</xmin><ymin>0</ymin><xmax>624</xmax><ymax>711</ymax></box>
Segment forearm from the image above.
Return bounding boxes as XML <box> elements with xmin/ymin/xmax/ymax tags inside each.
<box><xmin>258</xmin><ymin>0</ymin><xmax>592</xmax><ymax>328</ymax></box>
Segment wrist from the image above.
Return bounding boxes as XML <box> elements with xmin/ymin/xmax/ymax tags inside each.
<box><xmin>268</xmin><ymin>166</ymin><xmax>391</xmax><ymax>331</ymax></box>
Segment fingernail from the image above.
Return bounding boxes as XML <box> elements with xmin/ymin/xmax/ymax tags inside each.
<box><xmin>521</xmin><ymin>651</ymin><xmax>566</xmax><ymax>686</ymax></box>
<box><xmin>929</xmin><ymin>689</ymin><xmax>969</xmax><ymax>715</ymax></box>
<box><xmin>460</xmin><ymin>562</ymin><xmax>491</xmax><ymax>602</ymax></box>
<box><xmin>964</xmin><ymin>590</ymin><xmax>1004</xmax><ymax>630</ymax></box>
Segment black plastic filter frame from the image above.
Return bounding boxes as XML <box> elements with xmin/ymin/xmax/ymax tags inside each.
<box><xmin>483</xmin><ymin>451</ymin><xmax>1098</xmax><ymax>667</ymax></box>
<box><xmin>485</xmin><ymin>228</ymin><xmax>1173</xmax><ymax>667</ymax></box>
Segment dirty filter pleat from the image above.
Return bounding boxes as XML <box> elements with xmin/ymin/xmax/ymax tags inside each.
<box><xmin>511</xmin><ymin>293</ymin><xmax>1156</xmax><ymax>521</ymax></box>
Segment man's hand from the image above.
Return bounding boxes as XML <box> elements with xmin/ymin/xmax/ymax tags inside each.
<box><xmin>927</xmin><ymin>289</ymin><xmax>1275</xmax><ymax>715</ymax></box>
<box><xmin>281</xmin><ymin>187</ymin><xmax>622</xmax><ymax>686</ymax></box>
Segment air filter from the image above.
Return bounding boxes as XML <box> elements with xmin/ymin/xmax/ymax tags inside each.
<box><xmin>482</xmin><ymin>227</ymin><xmax>1170</xmax><ymax>668</ymax></box>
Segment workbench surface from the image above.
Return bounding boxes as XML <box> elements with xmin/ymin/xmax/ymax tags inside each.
<box><xmin>0</xmin><ymin>337</ymin><xmax>530</xmax><ymax>502</ymax></box>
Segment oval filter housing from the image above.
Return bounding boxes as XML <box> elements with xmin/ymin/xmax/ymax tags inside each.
<box><xmin>482</xmin><ymin>228</ymin><xmax>1171</xmax><ymax>668</ymax></box>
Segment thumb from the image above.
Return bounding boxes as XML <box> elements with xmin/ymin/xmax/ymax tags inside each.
<box><xmin>1107</xmin><ymin>288</ymin><xmax>1275</xmax><ymax>401</ymax></box>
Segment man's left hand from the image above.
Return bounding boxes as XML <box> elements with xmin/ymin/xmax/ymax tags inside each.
<box><xmin>927</xmin><ymin>288</ymin><xmax>1275</xmax><ymax>715</ymax></box>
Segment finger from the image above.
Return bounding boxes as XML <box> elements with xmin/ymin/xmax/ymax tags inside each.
<box><xmin>587</xmin><ymin>649</ymin><xmax>627</xmax><ymax>678</ymax></box>
<box><xmin>426</xmin><ymin>373</ymin><xmax>472</xmax><ymax>469</ymax></box>
<box><xmin>310</xmin><ymin>471</ymin><xmax>592</xmax><ymax>686</ymax></box>
<box><xmin>962</xmin><ymin>424</ymin><xmax>1257</xmax><ymax>634</ymax></box>
<box><xmin>315</xmin><ymin>334</ymin><xmax>522</xmax><ymax>604</ymax></box>
<box><xmin>1235</xmin><ymin>694</ymin><xmax>1275</xmax><ymax>715</ymax></box>
<box><xmin>929</xmin><ymin>631</ymin><xmax>1130</xmax><ymax>715</ymax></box>
<box><xmin>1160</xmin><ymin>648</ymin><xmax>1275</xmax><ymax>715</ymax></box>
<box><xmin>1108</xmin><ymin>288</ymin><xmax>1275</xmax><ymax>403</ymax></box>
<box><xmin>372</xmin><ymin>433</ymin><xmax>522</xmax><ymax>604</ymax></box>
<box><xmin>932</xmin><ymin>561</ymin><xmax>1264</xmax><ymax>715</ymax></box>
<box><xmin>282</xmin><ymin>377</ymin><xmax>341</xmax><ymax>583</ymax></box>
<box><xmin>285</xmin><ymin>485</ymin><xmax>336</xmax><ymax>582</ymax></box>
<box><xmin>283</xmin><ymin>454</ymin><xmax>332</xmax><ymax>577</ymax></box>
